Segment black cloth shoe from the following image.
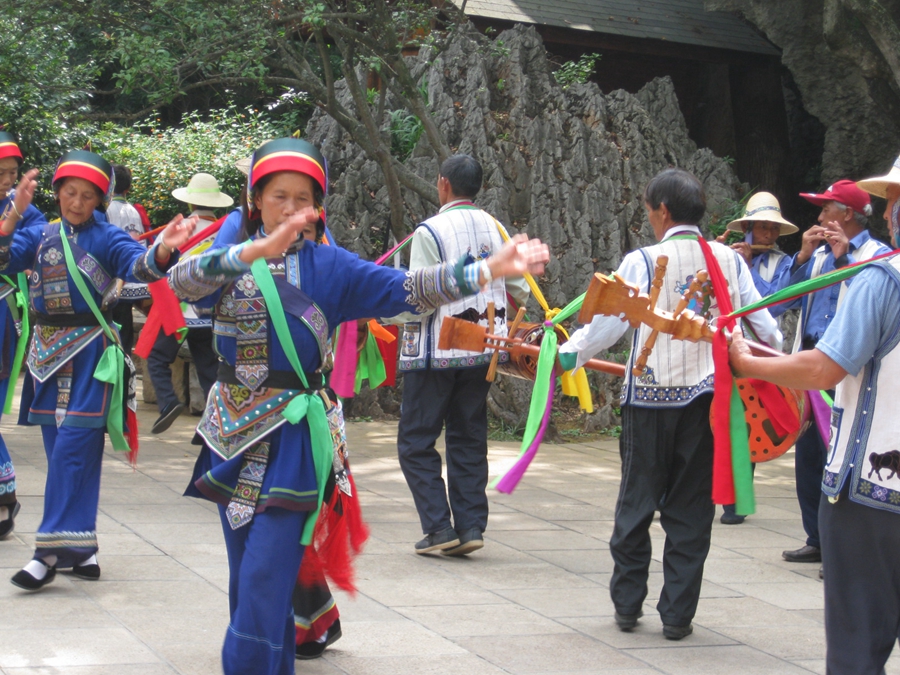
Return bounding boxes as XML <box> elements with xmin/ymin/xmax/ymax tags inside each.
<box><xmin>414</xmin><ymin>527</ymin><xmax>460</xmax><ymax>554</ymax></box>
<box><xmin>296</xmin><ymin>619</ymin><xmax>342</xmax><ymax>660</ymax></box>
<box><xmin>11</xmin><ymin>560</ymin><xmax>57</xmax><ymax>591</ymax></box>
<box><xmin>782</xmin><ymin>545</ymin><xmax>821</xmax><ymax>563</ymax></box>
<box><xmin>72</xmin><ymin>560</ymin><xmax>101</xmax><ymax>580</ymax></box>
<box><xmin>720</xmin><ymin>511</ymin><xmax>745</xmax><ymax>525</ymax></box>
<box><xmin>441</xmin><ymin>528</ymin><xmax>484</xmax><ymax>556</ymax></box>
<box><xmin>663</xmin><ymin>623</ymin><xmax>693</xmax><ymax>640</ymax></box>
<box><xmin>152</xmin><ymin>402</ymin><xmax>185</xmax><ymax>434</ymax></box>
<box><xmin>0</xmin><ymin>501</ymin><xmax>20</xmax><ymax>540</ymax></box>
<box><xmin>614</xmin><ymin>610</ymin><xmax>643</xmax><ymax>631</ymax></box>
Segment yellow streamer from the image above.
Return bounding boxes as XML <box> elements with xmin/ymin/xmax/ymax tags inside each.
<box><xmin>493</xmin><ymin>218</ymin><xmax>593</xmax><ymax>413</ymax></box>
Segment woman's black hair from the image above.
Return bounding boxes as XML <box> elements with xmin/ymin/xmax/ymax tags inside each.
<box><xmin>642</xmin><ymin>168</ymin><xmax>706</xmax><ymax>224</ymax></box>
<box><xmin>238</xmin><ymin>172</ymin><xmax>325</xmax><ymax>242</ymax></box>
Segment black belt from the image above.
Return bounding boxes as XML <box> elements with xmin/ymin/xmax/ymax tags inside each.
<box><xmin>34</xmin><ymin>312</ymin><xmax>112</xmax><ymax>327</ymax></box>
<box><xmin>217</xmin><ymin>362</ymin><xmax>325</xmax><ymax>391</ymax></box>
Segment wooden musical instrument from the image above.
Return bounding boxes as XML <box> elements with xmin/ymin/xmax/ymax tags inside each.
<box><xmin>438</xmin><ymin>317</ymin><xmax>626</xmax><ymax>380</ymax></box>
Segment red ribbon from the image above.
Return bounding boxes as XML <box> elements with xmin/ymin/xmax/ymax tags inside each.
<box><xmin>696</xmin><ymin>236</ymin><xmax>737</xmax><ymax>505</ymax></box>
<box><xmin>134</xmin><ymin>278</ymin><xmax>187</xmax><ymax>358</ymax></box>
<box><xmin>748</xmin><ymin>378</ymin><xmax>800</xmax><ymax>437</ymax></box>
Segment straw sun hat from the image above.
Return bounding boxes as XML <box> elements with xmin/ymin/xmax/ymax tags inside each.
<box><xmin>726</xmin><ymin>191</ymin><xmax>798</xmax><ymax>236</ymax></box>
<box><xmin>857</xmin><ymin>154</ymin><xmax>900</xmax><ymax>198</ymax></box>
<box><xmin>171</xmin><ymin>173</ymin><xmax>234</xmax><ymax>208</ymax></box>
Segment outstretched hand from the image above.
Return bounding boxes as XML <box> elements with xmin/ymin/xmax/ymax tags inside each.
<box><xmin>1</xmin><ymin>169</ymin><xmax>39</xmax><ymax>235</ymax></box>
<box><xmin>158</xmin><ymin>214</ymin><xmax>199</xmax><ymax>252</ymax></box>
<box><xmin>238</xmin><ymin>207</ymin><xmax>320</xmax><ymax>263</ymax></box>
<box><xmin>487</xmin><ymin>233</ymin><xmax>550</xmax><ymax>280</ymax></box>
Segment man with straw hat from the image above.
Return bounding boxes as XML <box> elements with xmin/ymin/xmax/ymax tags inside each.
<box><xmin>145</xmin><ymin>173</ymin><xmax>233</xmax><ymax>433</ymax></box>
<box><xmin>779</xmin><ymin>180</ymin><xmax>890</xmax><ymax>568</ymax></box>
<box><xmin>723</xmin><ymin>191</ymin><xmax>798</xmax><ymax>306</ymax></box>
<box><xmin>716</xmin><ymin>191</ymin><xmax>798</xmax><ymax>525</ymax></box>
<box><xmin>728</xmin><ymin>155</ymin><xmax>900</xmax><ymax>675</ymax></box>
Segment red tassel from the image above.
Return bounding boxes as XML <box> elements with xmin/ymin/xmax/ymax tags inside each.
<box><xmin>134</xmin><ymin>279</ymin><xmax>186</xmax><ymax>359</ymax></box>
<box><xmin>376</xmin><ymin>325</ymin><xmax>398</xmax><ymax>388</ymax></box>
<box><xmin>125</xmin><ymin>408</ymin><xmax>140</xmax><ymax>467</ymax></box>
<box><xmin>298</xmin><ymin>471</ymin><xmax>369</xmax><ymax>594</ymax></box>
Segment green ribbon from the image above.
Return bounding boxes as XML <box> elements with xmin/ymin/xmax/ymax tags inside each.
<box><xmin>354</xmin><ymin>329</ymin><xmax>387</xmax><ymax>393</ymax></box>
<box><xmin>57</xmin><ymin>226</ymin><xmax>129</xmax><ymax>452</ymax></box>
<box><xmin>729</xmin><ymin>379</ymin><xmax>755</xmax><ymax>515</ymax></box>
<box><xmin>2</xmin><ymin>273</ymin><xmax>29</xmax><ymax>415</ymax></box>
<box><xmin>489</xmin><ymin>292</ymin><xmax>586</xmax><ymax>489</ymax></box>
<box><xmin>250</xmin><ymin>258</ymin><xmax>332</xmax><ymax>546</ymax></box>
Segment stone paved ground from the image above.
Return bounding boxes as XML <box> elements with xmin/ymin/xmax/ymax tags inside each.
<box><xmin>0</xmin><ymin>399</ymin><xmax>898</xmax><ymax>675</ymax></box>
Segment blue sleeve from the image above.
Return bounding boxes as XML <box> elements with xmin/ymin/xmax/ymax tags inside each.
<box><xmin>752</xmin><ymin>254</ymin><xmax>793</xmax><ymax>318</ymax></box>
<box><xmin>0</xmin><ymin>226</ymin><xmax>41</xmax><ymax>274</ymax></box>
<box><xmin>19</xmin><ymin>205</ymin><xmax>48</xmax><ymax>230</ymax></box>
<box><xmin>184</xmin><ymin>211</ymin><xmax>245</xmax><ymax>309</ymax></box>
<box><xmin>816</xmin><ymin>266</ymin><xmax>900</xmax><ymax>377</ymax></box>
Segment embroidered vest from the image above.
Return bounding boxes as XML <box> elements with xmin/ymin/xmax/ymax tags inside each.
<box><xmin>27</xmin><ymin>222</ymin><xmax>114</xmax><ymax>382</ymax></box>
<box><xmin>624</xmin><ymin>236</ymin><xmax>742</xmax><ymax>408</ymax></box>
<box><xmin>399</xmin><ymin>206</ymin><xmax>510</xmax><ymax>371</ymax></box>
<box><xmin>822</xmin><ymin>257</ymin><xmax>900</xmax><ymax>514</ymax></box>
<box><xmin>199</xmin><ymin>257</ymin><xmax>329</xmax><ymax>461</ymax></box>
<box><xmin>792</xmin><ymin>237</ymin><xmax>886</xmax><ymax>353</ymax></box>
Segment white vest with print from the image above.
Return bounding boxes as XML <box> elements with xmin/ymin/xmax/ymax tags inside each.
<box><xmin>756</xmin><ymin>249</ymin><xmax>787</xmax><ymax>283</ymax></box>
<box><xmin>624</xmin><ymin>236</ymin><xmax>742</xmax><ymax>408</ymax></box>
<box><xmin>399</xmin><ymin>206</ymin><xmax>510</xmax><ymax>371</ymax></box>
<box><xmin>822</xmin><ymin>257</ymin><xmax>900</xmax><ymax>514</ymax></box>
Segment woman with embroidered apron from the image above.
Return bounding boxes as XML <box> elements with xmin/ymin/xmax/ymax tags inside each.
<box><xmin>0</xmin><ymin>150</ymin><xmax>196</xmax><ymax>590</ymax></box>
<box><xmin>0</xmin><ymin>131</ymin><xmax>48</xmax><ymax>539</ymax></box>
<box><xmin>169</xmin><ymin>137</ymin><xmax>548</xmax><ymax>675</ymax></box>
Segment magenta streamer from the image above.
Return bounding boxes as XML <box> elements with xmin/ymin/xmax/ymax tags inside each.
<box><xmin>495</xmin><ymin>371</ymin><xmax>555</xmax><ymax>494</ymax></box>
<box><xmin>808</xmin><ymin>390</ymin><xmax>832</xmax><ymax>447</ymax></box>
<box><xmin>330</xmin><ymin>320</ymin><xmax>359</xmax><ymax>398</ymax></box>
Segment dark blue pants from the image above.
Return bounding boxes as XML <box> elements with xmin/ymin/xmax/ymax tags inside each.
<box><xmin>147</xmin><ymin>328</ymin><xmax>218</xmax><ymax>413</ymax></box>
<box><xmin>219</xmin><ymin>506</ymin><xmax>307</xmax><ymax>675</ymax></box>
<box><xmin>610</xmin><ymin>396</ymin><xmax>715</xmax><ymax>627</ymax></box>
<box><xmin>794</xmin><ymin>425</ymin><xmax>826</xmax><ymax>548</ymax></box>
<box><xmin>397</xmin><ymin>366</ymin><xmax>492</xmax><ymax>535</ymax></box>
<box><xmin>820</xmin><ymin>492</ymin><xmax>898</xmax><ymax>675</ymax></box>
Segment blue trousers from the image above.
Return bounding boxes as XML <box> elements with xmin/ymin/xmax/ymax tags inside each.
<box><xmin>37</xmin><ymin>425</ymin><xmax>105</xmax><ymax>567</ymax></box>
<box><xmin>219</xmin><ymin>506</ymin><xmax>307</xmax><ymax>675</ymax></box>
<box><xmin>0</xmin><ymin>378</ymin><xmax>16</xmax><ymax>506</ymax></box>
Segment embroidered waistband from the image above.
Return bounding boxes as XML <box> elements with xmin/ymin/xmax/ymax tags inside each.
<box><xmin>217</xmin><ymin>362</ymin><xmax>325</xmax><ymax>391</ymax></box>
<box><xmin>34</xmin><ymin>311</ymin><xmax>112</xmax><ymax>327</ymax></box>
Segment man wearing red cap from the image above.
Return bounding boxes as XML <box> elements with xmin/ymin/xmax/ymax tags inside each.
<box><xmin>780</xmin><ymin>180</ymin><xmax>890</xmax><ymax>567</ymax></box>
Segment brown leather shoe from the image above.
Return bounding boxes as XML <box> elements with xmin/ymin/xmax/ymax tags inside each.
<box><xmin>782</xmin><ymin>545</ymin><xmax>821</xmax><ymax>563</ymax></box>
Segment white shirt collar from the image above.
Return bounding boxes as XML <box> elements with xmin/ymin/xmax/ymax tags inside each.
<box><xmin>660</xmin><ymin>224</ymin><xmax>701</xmax><ymax>242</ymax></box>
<box><xmin>438</xmin><ymin>199</ymin><xmax>474</xmax><ymax>213</ymax></box>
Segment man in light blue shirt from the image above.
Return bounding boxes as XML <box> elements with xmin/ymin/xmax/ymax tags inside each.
<box><xmin>779</xmin><ymin>180</ymin><xmax>890</xmax><ymax>566</ymax></box>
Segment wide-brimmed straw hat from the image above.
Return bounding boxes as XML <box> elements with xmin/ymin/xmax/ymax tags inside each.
<box><xmin>171</xmin><ymin>173</ymin><xmax>234</xmax><ymax>208</ymax></box>
<box><xmin>857</xmin><ymin>154</ymin><xmax>900</xmax><ymax>199</ymax></box>
<box><xmin>726</xmin><ymin>191</ymin><xmax>798</xmax><ymax>235</ymax></box>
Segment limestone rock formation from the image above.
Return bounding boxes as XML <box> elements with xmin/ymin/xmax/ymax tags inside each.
<box><xmin>307</xmin><ymin>24</ymin><xmax>742</xmax><ymax>429</ymax></box>
<box><xmin>706</xmin><ymin>0</ymin><xmax>900</xmax><ymax>184</ymax></box>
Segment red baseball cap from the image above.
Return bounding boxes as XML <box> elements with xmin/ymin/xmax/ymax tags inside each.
<box><xmin>800</xmin><ymin>179</ymin><xmax>872</xmax><ymax>215</ymax></box>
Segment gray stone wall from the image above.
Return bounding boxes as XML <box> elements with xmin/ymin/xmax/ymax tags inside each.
<box><xmin>308</xmin><ymin>25</ymin><xmax>744</xmax><ymax>429</ymax></box>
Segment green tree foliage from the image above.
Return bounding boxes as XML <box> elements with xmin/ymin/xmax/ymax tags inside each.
<box><xmin>94</xmin><ymin>106</ymin><xmax>287</xmax><ymax>224</ymax></box>
<box><xmin>12</xmin><ymin>0</ymin><xmax>470</xmax><ymax>238</ymax></box>
<box><xmin>554</xmin><ymin>53</ymin><xmax>601</xmax><ymax>89</ymax></box>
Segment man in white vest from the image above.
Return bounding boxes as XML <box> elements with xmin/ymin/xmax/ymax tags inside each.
<box><xmin>558</xmin><ymin>168</ymin><xmax>781</xmax><ymax>640</ymax></box>
<box><xmin>393</xmin><ymin>155</ymin><xmax>530</xmax><ymax>556</ymax></box>
<box><xmin>779</xmin><ymin>180</ymin><xmax>890</xmax><ymax>566</ymax></box>
<box><xmin>729</xmin><ymin>153</ymin><xmax>900</xmax><ymax>673</ymax></box>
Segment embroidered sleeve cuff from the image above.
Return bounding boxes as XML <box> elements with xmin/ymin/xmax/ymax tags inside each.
<box><xmin>134</xmin><ymin>244</ymin><xmax>181</xmax><ymax>282</ymax></box>
<box><xmin>200</xmin><ymin>242</ymin><xmax>252</xmax><ymax>276</ymax></box>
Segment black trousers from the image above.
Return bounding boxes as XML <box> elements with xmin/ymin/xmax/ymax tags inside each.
<box><xmin>610</xmin><ymin>395</ymin><xmax>715</xmax><ymax>626</ymax></box>
<box><xmin>146</xmin><ymin>328</ymin><xmax>218</xmax><ymax>413</ymax></box>
<box><xmin>820</xmin><ymin>491</ymin><xmax>899</xmax><ymax>675</ymax></box>
<box><xmin>794</xmin><ymin>424</ymin><xmax>827</xmax><ymax>548</ymax></box>
<box><xmin>397</xmin><ymin>366</ymin><xmax>492</xmax><ymax>536</ymax></box>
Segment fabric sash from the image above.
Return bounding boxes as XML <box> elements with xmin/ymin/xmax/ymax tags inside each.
<box><xmin>57</xmin><ymin>225</ymin><xmax>132</xmax><ymax>454</ymax></box>
<box><xmin>1</xmin><ymin>273</ymin><xmax>29</xmax><ymax>413</ymax></box>
<box><xmin>250</xmin><ymin>258</ymin><xmax>332</xmax><ymax>546</ymax></box>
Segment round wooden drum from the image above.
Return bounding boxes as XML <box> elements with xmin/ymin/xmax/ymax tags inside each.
<box><xmin>497</xmin><ymin>322</ymin><xmax>568</xmax><ymax>381</ymax></box>
<box><xmin>711</xmin><ymin>379</ymin><xmax>810</xmax><ymax>463</ymax></box>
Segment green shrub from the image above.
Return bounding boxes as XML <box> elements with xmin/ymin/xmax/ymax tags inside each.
<box><xmin>555</xmin><ymin>53</ymin><xmax>601</xmax><ymax>89</ymax></box>
<box><xmin>94</xmin><ymin>104</ymin><xmax>289</xmax><ymax>225</ymax></box>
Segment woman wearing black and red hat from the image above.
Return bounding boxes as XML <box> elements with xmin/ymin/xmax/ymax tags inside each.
<box><xmin>0</xmin><ymin>149</ymin><xmax>197</xmax><ymax>591</ymax></box>
<box><xmin>168</xmin><ymin>137</ymin><xmax>549</xmax><ymax>675</ymax></box>
<box><xmin>0</xmin><ymin>131</ymin><xmax>48</xmax><ymax>540</ymax></box>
